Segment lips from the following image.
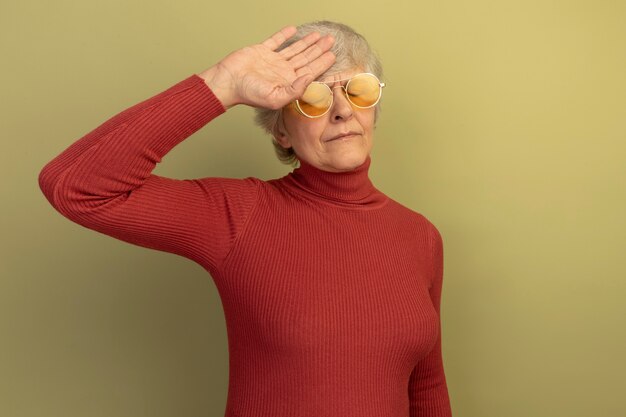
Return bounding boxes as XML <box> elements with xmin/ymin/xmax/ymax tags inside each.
<box><xmin>326</xmin><ymin>131</ymin><xmax>361</xmax><ymax>142</ymax></box>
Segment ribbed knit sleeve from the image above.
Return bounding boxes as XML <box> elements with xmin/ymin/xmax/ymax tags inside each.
<box><xmin>38</xmin><ymin>74</ymin><xmax>260</xmax><ymax>273</ymax></box>
<box><xmin>408</xmin><ymin>223</ymin><xmax>453</xmax><ymax>417</ymax></box>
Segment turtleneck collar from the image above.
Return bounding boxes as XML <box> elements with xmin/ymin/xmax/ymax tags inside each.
<box><xmin>277</xmin><ymin>155</ymin><xmax>388</xmax><ymax>208</ymax></box>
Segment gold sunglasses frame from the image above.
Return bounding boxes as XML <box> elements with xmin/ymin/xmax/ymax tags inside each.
<box><xmin>294</xmin><ymin>72</ymin><xmax>386</xmax><ymax>119</ymax></box>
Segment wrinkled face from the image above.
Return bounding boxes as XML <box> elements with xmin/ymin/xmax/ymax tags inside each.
<box><xmin>275</xmin><ymin>68</ymin><xmax>376</xmax><ymax>173</ymax></box>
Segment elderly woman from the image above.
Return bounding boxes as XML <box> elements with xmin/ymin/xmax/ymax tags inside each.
<box><xmin>39</xmin><ymin>21</ymin><xmax>452</xmax><ymax>417</ymax></box>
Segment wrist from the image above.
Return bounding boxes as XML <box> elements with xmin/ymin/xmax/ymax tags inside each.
<box><xmin>197</xmin><ymin>65</ymin><xmax>238</xmax><ymax>109</ymax></box>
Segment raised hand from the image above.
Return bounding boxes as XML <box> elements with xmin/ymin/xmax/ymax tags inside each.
<box><xmin>198</xmin><ymin>26</ymin><xmax>336</xmax><ymax>109</ymax></box>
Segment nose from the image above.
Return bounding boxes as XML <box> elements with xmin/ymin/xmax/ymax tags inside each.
<box><xmin>328</xmin><ymin>85</ymin><xmax>353</xmax><ymax>122</ymax></box>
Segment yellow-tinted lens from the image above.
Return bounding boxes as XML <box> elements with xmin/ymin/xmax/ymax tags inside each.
<box><xmin>296</xmin><ymin>82</ymin><xmax>332</xmax><ymax>117</ymax></box>
<box><xmin>346</xmin><ymin>73</ymin><xmax>381</xmax><ymax>108</ymax></box>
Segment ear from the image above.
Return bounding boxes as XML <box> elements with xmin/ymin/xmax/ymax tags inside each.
<box><xmin>273</xmin><ymin>126</ymin><xmax>292</xmax><ymax>149</ymax></box>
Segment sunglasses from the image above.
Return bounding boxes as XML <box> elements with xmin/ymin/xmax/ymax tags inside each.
<box><xmin>293</xmin><ymin>72</ymin><xmax>385</xmax><ymax>118</ymax></box>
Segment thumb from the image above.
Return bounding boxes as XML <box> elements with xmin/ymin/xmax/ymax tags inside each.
<box><xmin>290</xmin><ymin>74</ymin><xmax>313</xmax><ymax>98</ymax></box>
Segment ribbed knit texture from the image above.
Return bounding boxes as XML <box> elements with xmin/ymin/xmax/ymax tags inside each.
<box><xmin>38</xmin><ymin>74</ymin><xmax>453</xmax><ymax>417</ymax></box>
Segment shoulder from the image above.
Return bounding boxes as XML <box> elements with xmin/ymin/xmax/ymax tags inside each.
<box><xmin>382</xmin><ymin>195</ymin><xmax>444</xmax><ymax>255</ymax></box>
<box><xmin>386</xmin><ymin>195</ymin><xmax>440</xmax><ymax>231</ymax></box>
<box><xmin>187</xmin><ymin>176</ymin><xmax>266</xmax><ymax>212</ymax></box>
<box><xmin>191</xmin><ymin>175</ymin><xmax>264</xmax><ymax>194</ymax></box>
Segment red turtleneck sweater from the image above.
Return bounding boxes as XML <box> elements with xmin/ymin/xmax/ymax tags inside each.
<box><xmin>38</xmin><ymin>74</ymin><xmax>453</xmax><ymax>417</ymax></box>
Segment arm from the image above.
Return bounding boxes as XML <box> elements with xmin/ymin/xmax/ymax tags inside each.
<box><xmin>38</xmin><ymin>74</ymin><xmax>259</xmax><ymax>272</ymax></box>
<box><xmin>408</xmin><ymin>223</ymin><xmax>453</xmax><ymax>416</ymax></box>
<box><xmin>39</xmin><ymin>26</ymin><xmax>337</xmax><ymax>272</ymax></box>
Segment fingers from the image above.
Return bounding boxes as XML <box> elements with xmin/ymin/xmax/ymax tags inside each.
<box><xmin>278</xmin><ymin>31</ymin><xmax>321</xmax><ymax>59</ymax></box>
<box><xmin>294</xmin><ymin>50</ymin><xmax>337</xmax><ymax>81</ymax></box>
<box><xmin>261</xmin><ymin>25</ymin><xmax>297</xmax><ymax>50</ymax></box>
<box><xmin>287</xmin><ymin>34</ymin><xmax>335</xmax><ymax>70</ymax></box>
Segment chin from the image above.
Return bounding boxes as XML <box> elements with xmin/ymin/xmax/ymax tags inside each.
<box><xmin>327</xmin><ymin>152</ymin><xmax>368</xmax><ymax>172</ymax></box>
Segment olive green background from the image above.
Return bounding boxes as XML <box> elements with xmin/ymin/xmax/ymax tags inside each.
<box><xmin>1</xmin><ymin>0</ymin><xmax>625</xmax><ymax>416</ymax></box>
